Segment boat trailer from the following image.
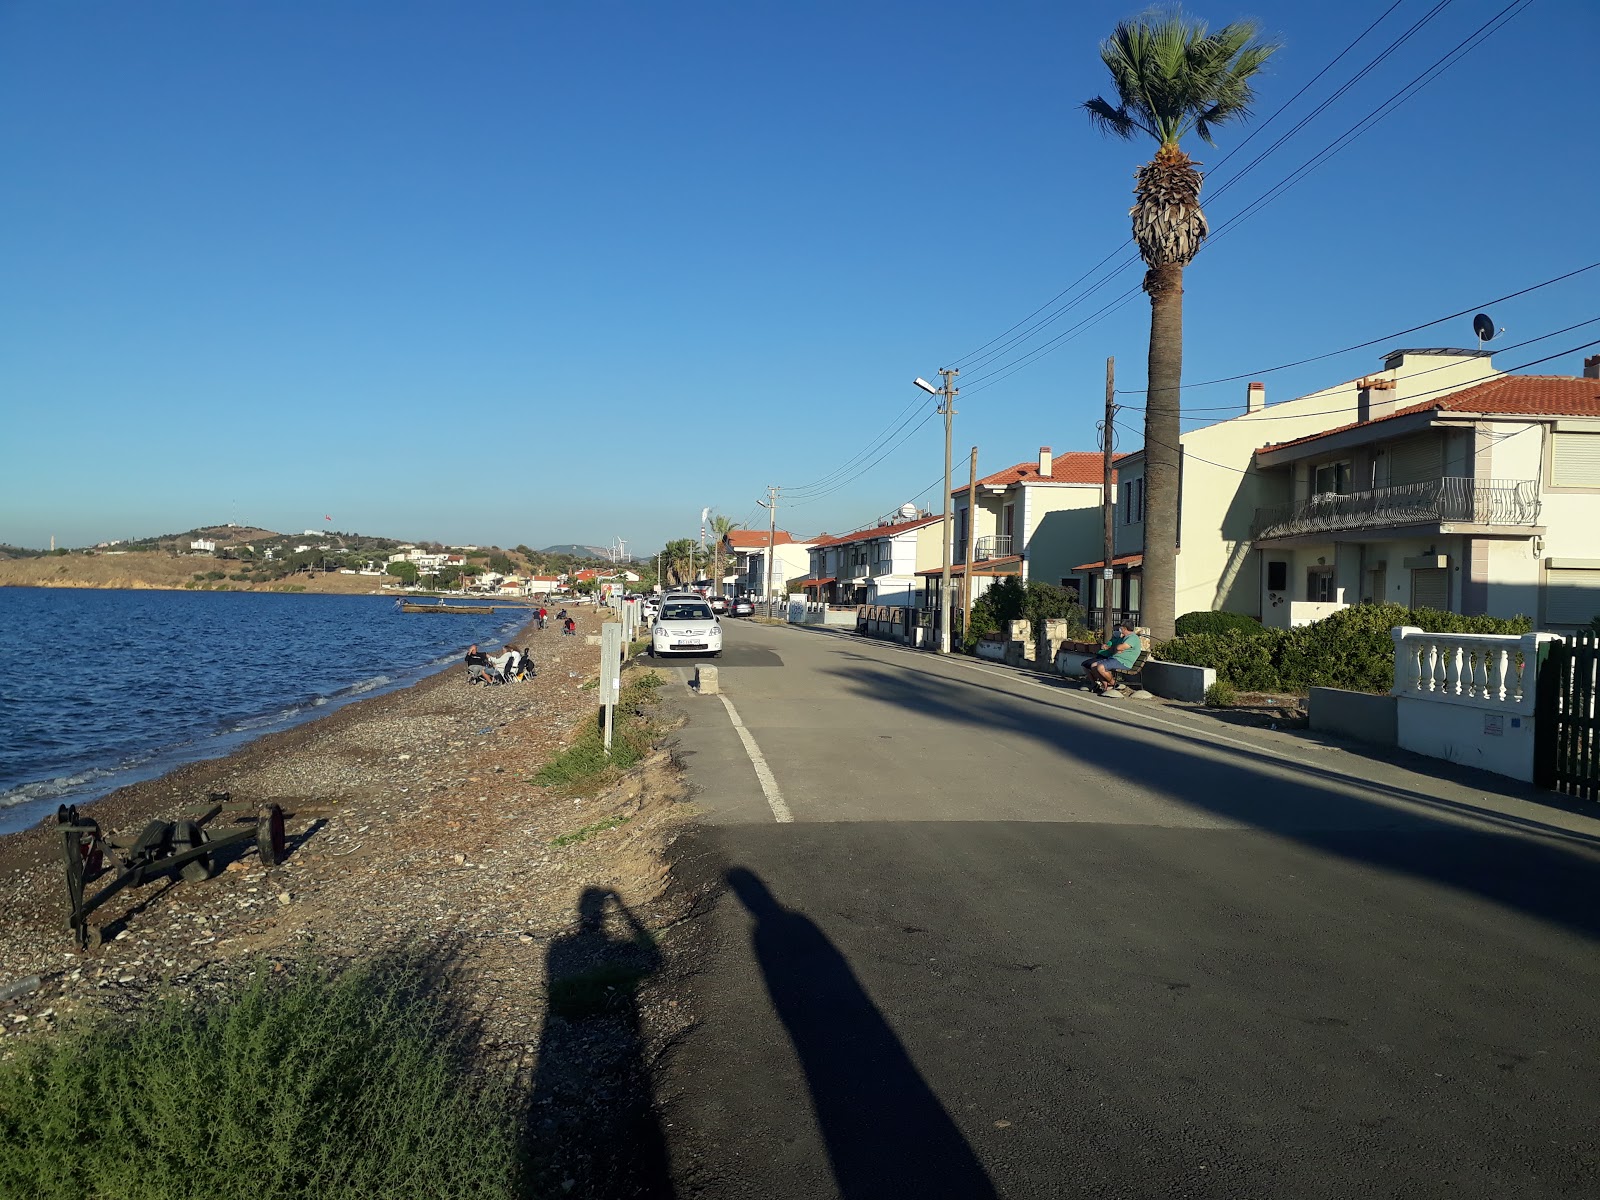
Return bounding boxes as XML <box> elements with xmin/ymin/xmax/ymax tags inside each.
<box><xmin>57</xmin><ymin>792</ymin><xmax>287</xmax><ymax>952</ymax></box>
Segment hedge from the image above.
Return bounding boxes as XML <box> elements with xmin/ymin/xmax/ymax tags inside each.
<box><xmin>1156</xmin><ymin>603</ymin><xmax>1531</xmax><ymax>694</ymax></box>
<box><xmin>1173</xmin><ymin>610</ymin><xmax>1263</xmax><ymax>638</ymax></box>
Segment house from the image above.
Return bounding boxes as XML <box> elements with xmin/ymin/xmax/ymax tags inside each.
<box><xmin>723</xmin><ymin>529</ymin><xmax>814</xmax><ymax>599</ymax></box>
<box><xmin>916</xmin><ymin>447</ymin><xmax>1111</xmax><ymax>612</ymax></box>
<box><xmin>190</xmin><ymin>539</ymin><xmax>216</xmax><ymax>553</ymax></box>
<box><xmin>1077</xmin><ymin>347</ymin><xmax>1600</xmax><ymax>632</ymax></box>
<box><xmin>797</xmin><ymin>508</ymin><xmax>943</xmax><ymax>607</ymax></box>
<box><xmin>1249</xmin><ymin>360</ymin><xmax>1600</xmax><ymax>629</ymax></box>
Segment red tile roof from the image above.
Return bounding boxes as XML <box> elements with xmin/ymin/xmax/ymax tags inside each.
<box><xmin>1071</xmin><ymin>553</ymin><xmax>1144</xmax><ymax>571</ymax></box>
<box><xmin>724</xmin><ymin>529</ymin><xmax>798</xmax><ymax>549</ymax></box>
<box><xmin>808</xmin><ymin>515</ymin><xmax>940</xmax><ymax>549</ymax></box>
<box><xmin>914</xmin><ymin>555</ymin><xmax>1023</xmax><ymax>577</ymax></box>
<box><xmin>1257</xmin><ymin>374</ymin><xmax>1600</xmax><ymax>456</ymax></box>
<box><xmin>951</xmin><ymin>450</ymin><xmax>1121</xmax><ymax>496</ymax></box>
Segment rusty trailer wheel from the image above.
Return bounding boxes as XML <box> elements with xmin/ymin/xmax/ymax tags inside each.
<box><xmin>257</xmin><ymin>805</ymin><xmax>287</xmax><ymax>866</ymax></box>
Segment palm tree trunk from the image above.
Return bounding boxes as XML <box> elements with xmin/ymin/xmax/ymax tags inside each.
<box><xmin>1142</xmin><ymin>261</ymin><xmax>1184</xmax><ymax>642</ymax></box>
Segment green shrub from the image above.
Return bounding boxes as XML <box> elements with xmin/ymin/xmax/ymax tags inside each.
<box><xmin>0</xmin><ymin>955</ymin><xmax>517</xmax><ymax>1200</ymax></box>
<box><xmin>1204</xmin><ymin>680</ymin><xmax>1238</xmax><ymax>707</ymax></box>
<box><xmin>1157</xmin><ymin>603</ymin><xmax>1531</xmax><ymax>694</ymax></box>
<box><xmin>964</xmin><ymin>578</ymin><xmax>1089</xmax><ymax>651</ymax></box>
<box><xmin>1174</xmin><ymin>610</ymin><xmax>1262</xmax><ymax>638</ymax></box>
<box><xmin>533</xmin><ymin>673</ymin><xmax>663</xmax><ymax>788</ymax></box>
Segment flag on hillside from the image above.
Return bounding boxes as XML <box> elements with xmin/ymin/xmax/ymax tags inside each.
<box><xmin>324</xmin><ymin>514</ymin><xmax>332</xmax><ymax>521</ymax></box>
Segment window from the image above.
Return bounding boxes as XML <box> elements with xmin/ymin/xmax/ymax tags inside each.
<box><xmin>1312</xmin><ymin>459</ymin><xmax>1353</xmax><ymax>496</ymax></box>
<box><xmin>1545</xmin><ymin>567</ymin><xmax>1600</xmax><ymax>625</ymax></box>
<box><xmin>1551</xmin><ymin>432</ymin><xmax>1600</xmax><ymax>488</ymax></box>
<box><xmin>1266</xmin><ymin>561</ymin><xmax>1288</xmax><ymax>592</ymax></box>
<box><xmin>1120</xmin><ymin>478</ymin><xmax>1145</xmax><ymax>524</ymax></box>
<box><xmin>1411</xmin><ymin>568</ymin><xmax>1448</xmax><ymax>611</ymax></box>
<box><xmin>1307</xmin><ymin>566</ymin><xmax>1336</xmax><ymax>603</ymax></box>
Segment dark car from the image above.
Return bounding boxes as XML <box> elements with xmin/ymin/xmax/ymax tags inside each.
<box><xmin>732</xmin><ymin>597</ymin><xmax>755</xmax><ymax>617</ymax></box>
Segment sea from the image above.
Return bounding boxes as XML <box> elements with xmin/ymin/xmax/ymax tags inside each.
<box><xmin>0</xmin><ymin>588</ymin><xmax>531</xmax><ymax>835</ymax></box>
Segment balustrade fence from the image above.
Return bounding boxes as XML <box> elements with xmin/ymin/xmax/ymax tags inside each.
<box><xmin>1254</xmin><ymin>477</ymin><xmax>1539</xmax><ymax>540</ymax></box>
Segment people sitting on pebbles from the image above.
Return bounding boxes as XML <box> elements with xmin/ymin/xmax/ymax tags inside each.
<box><xmin>465</xmin><ymin>643</ymin><xmax>536</xmax><ymax>685</ymax></box>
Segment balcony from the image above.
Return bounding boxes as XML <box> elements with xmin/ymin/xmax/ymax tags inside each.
<box><xmin>973</xmin><ymin>534</ymin><xmax>1014</xmax><ymax>561</ymax></box>
<box><xmin>1252</xmin><ymin>477</ymin><xmax>1540</xmax><ymax>541</ymax></box>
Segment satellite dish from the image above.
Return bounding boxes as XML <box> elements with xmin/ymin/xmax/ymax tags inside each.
<box><xmin>1472</xmin><ymin>313</ymin><xmax>1496</xmax><ymax>345</ymax></box>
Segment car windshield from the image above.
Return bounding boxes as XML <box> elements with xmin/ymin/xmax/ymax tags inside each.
<box><xmin>661</xmin><ymin>602</ymin><xmax>713</xmax><ymax>621</ymax></box>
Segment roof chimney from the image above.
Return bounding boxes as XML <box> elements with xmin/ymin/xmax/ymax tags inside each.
<box><xmin>1246</xmin><ymin>381</ymin><xmax>1265</xmax><ymax>413</ymax></box>
<box><xmin>1358</xmin><ymin>376</ymin><xmax>1397</xmax><ymax>423</ymax></box>
<box><xmin>1038</xmin><ymin>446</ymin><xmax>1052</xmax><ymax>476</ymax></box>
<box><xmin>1585</xmin><ymin>354</ymin><xmax>1600</xmax><ymax>380</ymax></box>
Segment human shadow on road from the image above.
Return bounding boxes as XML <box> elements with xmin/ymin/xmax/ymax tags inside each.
<box><xmin>727</xmin><ymin>867</ymin><xmax>998</xmax><ymax>1200</ymax></box>
<box><xmin>524</xmin><ymin>887</ymin><xmax>672</xmax><ymax>1199</ymax></box>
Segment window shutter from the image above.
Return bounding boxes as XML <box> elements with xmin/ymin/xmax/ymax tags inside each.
<box><xmin>1551</xmin><ymin>433</ymin><xmax>1600</xmax><ymax>488</ymax></box>
<box><xmin>1389</xmin><ymin>436</ymin><xmax>1444</xmax><ymax>486</ymax></box>
<box><xmin>1411</xmin><ymin>567</ymin><xmax>1448</xmax><ymax>611</ymax></box>
<box><xmin>1545</xmin><ymin>568</ymin><xmax>1600</xmax><ymax>626</ymax></box>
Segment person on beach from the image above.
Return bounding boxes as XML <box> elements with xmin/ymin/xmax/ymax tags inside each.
<box><xmin>563</xmin><ymin>617</ymin><xmax>576</xmax><ymax>636</ymax></box>
<box><xmin>537</xmin><ymin>606</ymin><xmax>548</xmax><ymax>630</ymax></box>
<box><xmin>465</xmin><ymin>644</ymin><xmax>499</xmax><ymax>686</ymax></box>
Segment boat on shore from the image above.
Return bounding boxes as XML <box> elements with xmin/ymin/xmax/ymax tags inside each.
<box><xmin>399</xmin><ymin>601</ymin><xmax>498</xmax><ymax>615</ymax></box>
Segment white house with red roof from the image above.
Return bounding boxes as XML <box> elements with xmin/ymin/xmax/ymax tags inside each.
<box><xmin>722</xmin><ymin>528</ymin><xmax>813</xmax><ymax>600</ymax></box>
<box><xmin>1250</xmin><ymin>359</ymin><xmax>1600</xmax><ymax>629</ymax></box>
<box><xmin>1084</xmin><ymin>347</ymin><xmax>1600</xmax><ymax>630</ymax></box>
<box><xmin>919</xmin><ymin>447</ymin><xmax>1112</xmax><ymax>612</ymax></box>
<box><xmin>798</xmin><ymin>509</ymin><xmax>943</xmax><ymax>607</ymax></box>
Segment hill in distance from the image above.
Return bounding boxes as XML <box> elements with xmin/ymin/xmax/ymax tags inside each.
<box><xmin>543</xmin><ymin>544</ymin><xmax>611</xmax><ymax>558</ymax></box>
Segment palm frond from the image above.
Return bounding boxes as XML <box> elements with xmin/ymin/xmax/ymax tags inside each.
<box><xmin>1083</xmin><ymin>96</ymin><xmax>1145</xmax><ymax>140</ymax></box>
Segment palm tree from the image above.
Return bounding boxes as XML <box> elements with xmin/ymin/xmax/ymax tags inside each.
<box><xmin>709</xmin><ymin>513</ymin><xmax>742</xmax><ymax>598</ymax></box>
<box><xmin>1084</xmin><ymin>12</ymin><xmax>1277</xmax><ymax>640</ymax></box>
<box><xmin>659</xmin><ymin>538</ymin><xmax>695</xmax><ymax>586</ymax></box>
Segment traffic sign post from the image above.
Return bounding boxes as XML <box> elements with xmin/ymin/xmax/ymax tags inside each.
<box><xmin>600</xmin><ymin>622</ymin><xmax>623</xmax><ymax>754</ymax></box>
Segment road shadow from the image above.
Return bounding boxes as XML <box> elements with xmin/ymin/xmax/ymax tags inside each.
<box><xmin>524</xmin><ymin>887</ymin><xmax>673</xmax><ymax>1199</ymax></box>
<box><xmin>727</xmin><ymin>866</ymin><xmax>997</xmax><ymax>1200</ymax></box>
<box><xmin>824</xmin><ymin>660</ymin><xmax>1600</xmax><ymax>943</ymax></box>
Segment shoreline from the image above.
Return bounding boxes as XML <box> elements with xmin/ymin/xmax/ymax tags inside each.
<box><xmin>0</xmin><ymin>604</ymin><xmax>689</xmax><ymax>1036</ymax></box>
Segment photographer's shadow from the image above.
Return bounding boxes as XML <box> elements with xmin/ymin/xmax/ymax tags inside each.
<box><xmin>729</xmin><ymin>868</ymin><xmax>997</xmax><ymax>1200</ymax></box>
<box><xmin>525</xmin><ymin>887</ymin><xmax>671</xmax><ymax>1198</ymax></box>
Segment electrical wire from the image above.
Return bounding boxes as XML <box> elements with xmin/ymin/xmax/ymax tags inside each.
<box><xmin>782</xmin><ymin>394</ymin><xmax>932</xmax><ymax>497</ymax></box>
<box><xmin>785</xmin><ymin>409</ymin><xmax>941</xmax><ymax>508</ymax></box>
<box><xmin>1124</xmin><ymin>337</ymin><xmax>1600</xmax><ymax>476</ymax></box>
<box><xmin>1116</xmin><ymin>263</ymin><xmax>1600</xmax><ymax>400</ymax></box>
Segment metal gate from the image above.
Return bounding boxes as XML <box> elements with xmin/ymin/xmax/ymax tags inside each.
<box><xmin>1534</xmin><ymin>633</ymin><xmax>1600</xmax><ymax>801</ymax></box>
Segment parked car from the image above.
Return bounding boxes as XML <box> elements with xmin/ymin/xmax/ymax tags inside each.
<box><xmin>731</xmin><ymin>597</ymin><xmax>754</xmax><ymax>617</ymax></box>
<box><xmin>651</xmin><ymin>597</ymin><xmax>722</xmax><ymax>657</ymax></box>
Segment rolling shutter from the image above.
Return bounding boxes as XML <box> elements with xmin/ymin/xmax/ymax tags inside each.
<box><xmin>1550</xmin><ymin>433</ymin><xmax>1600</xmax><ymax>488</ymax></box>
<box><xmin>1388</xmin><ymin>435</ymin><xmax>1444</xmax><ymax>486</ymax></box>
<box><xmin>1545</xmin><ymin>568</ymin><xmax>1600</xmax><ymax>626</ymax></box>
<box><xmin>1411</xmin><ymin>567</ymin><xmax>1448</xmax><ymax>611</ymax></box>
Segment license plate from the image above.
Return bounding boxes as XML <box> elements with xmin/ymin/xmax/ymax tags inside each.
<box><xmin>675</xmin><ymin>642</ymin><xmax>708</xmax><ymax>650</ymax></box>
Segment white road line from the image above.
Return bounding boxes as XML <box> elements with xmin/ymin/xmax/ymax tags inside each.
<box><xmin>718</xmin><ymin>693</ymin><xmax>793</xmax><ymax>823</ymax></box>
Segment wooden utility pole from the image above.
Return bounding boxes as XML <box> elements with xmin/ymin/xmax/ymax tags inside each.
<box><xmin>937</xmin><ymin>368</ymin><xmax>959</xmax><ymax>655</ymax></box>
<box><xmin>963</xmin><ymin>445</ymin><xmax>978</xmax><ymax>631</ymax></box>
<box><xmin>1102</xmin><ymin>356</ymin><xmax>1116</xmax><ymax>645</ymax></box>
<box><xmin>759</xmin><ymin>485</ymin><xmax>779</xmax><ymax>611</ymax></box>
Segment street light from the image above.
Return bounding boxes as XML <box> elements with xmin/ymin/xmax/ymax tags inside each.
<box><xmin>913</xmin><ymin>370</ymin><xmax>958</xmax><ymax>654</ymax></box>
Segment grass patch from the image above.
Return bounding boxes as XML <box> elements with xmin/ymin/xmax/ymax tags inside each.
<box><xmin>551</xmin><ymin>815</ymin><xmax>632</xmax><ymax>848</ymax></box>
<box><xmin>532</xmin><ymin>674</ymin><xmax>665</xmax><ymax>790</ymax></box>
<box><xmin>0</xmin><ymin>953</ymin><xmax>517</xmax><ymax>1200</ymax></box>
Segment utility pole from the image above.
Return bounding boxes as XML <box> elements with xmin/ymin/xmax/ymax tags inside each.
<box><xmin>1101</xmin><ymin>356</ymin><xmax>1116</xmax><ymax>645</ymax></box>
<box><xmin>758</xmin><ymin>485</ymin><xmax>779</xmax><ymax>611</ymax></box>
<box><xmin>963</xmin><ymin>445</ymin><xmax>978</xmax><ymax>632</ymax></box>
<box><xmin>938</xmin><ymin>368</ymin><xmax>959</xmax><ymax>655</ymax></box>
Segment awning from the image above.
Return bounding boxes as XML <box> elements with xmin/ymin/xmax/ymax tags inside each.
<box><xmin>798</xmin><ymin>576</ymin><xmax>836</xmax><ymax>587</ymax></box>
<box><xmin>915</xmin><ymin>555</ymin><xmax>1022</xmax><ymax>578</ymax></box>
<box><xmin>1071</xmin><ymin>553</ymin><xmax>1144</xmax><ymax>571</ymax></box>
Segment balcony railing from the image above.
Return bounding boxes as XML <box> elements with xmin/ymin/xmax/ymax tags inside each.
<box><xmin>973</xmin><ymin>534</ymin><xmax>1014</xmax><ymax>561</ymax></box>
<box><xmin>1252</xmin><ymin>477</ymin><xmax>1540</xmax><ymax>541</ymax></box>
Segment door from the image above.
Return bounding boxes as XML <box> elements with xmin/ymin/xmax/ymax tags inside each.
<box><xmin>1411</xmin><ymin>567</ymin><xmax>1448</xmax><ymax>611</ymax></box>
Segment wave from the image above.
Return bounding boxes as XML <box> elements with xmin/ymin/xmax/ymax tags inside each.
<box><xmin>1</xmin><ymin>765</ymin><xmax>120</xmax><ymax>809</ymax></box>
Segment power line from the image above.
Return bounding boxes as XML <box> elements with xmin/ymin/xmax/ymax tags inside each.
<box><xmin>785</xmin><ymin>409</ymin><xmax>940</xmax><ymax>508</ymax></box>
<box><xmin>782</xmin><ymin>394</ymin><xmax>930</xmax><ymax>497</ymax></box>
<box><xmin>1128</xmin><ymin>337</ymin><xmax>1600</xmax><ymax>476</ymax></box>
<box><xmin>941</xmin><ymin>0</ymin><xmax>1530</xmax><ymax>399</ymax></box>
<box><xmin>1119</xmin><ymin>304</ymin><xmax>1600</xmax><ymax>412</ymax></box>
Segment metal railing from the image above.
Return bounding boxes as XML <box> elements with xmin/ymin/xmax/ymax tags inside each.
<box><xmin>1252</xmin><ymin>477</ymin><xmax>1539</xmax><ymax>540</ymax></box>
<box><xmin>973</xmin><ymin>534</ymin><xmax>1013</xmax><ymax>561</ymax></box>
<box><xmin>1088</xmin><ymin>608</ymin><xmax>1140</xmax><ymax>631</ymax></box>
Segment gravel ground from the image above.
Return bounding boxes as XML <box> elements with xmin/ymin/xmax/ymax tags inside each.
<box><xmin>0</xmin><ymin>604</ymin><xmax>705</xmax><ymax>1090</ymax></box>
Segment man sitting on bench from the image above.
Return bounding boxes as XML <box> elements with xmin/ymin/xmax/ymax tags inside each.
<box><xmin>1082</xmin><ymin>620</ymin><xmax>1142</xmax><ymax>695</ymax></box>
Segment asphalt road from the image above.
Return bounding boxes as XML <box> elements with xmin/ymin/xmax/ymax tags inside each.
<box><xmin>646</xmin><ymin>619</ymin><xmax>1600</xmax><ymax>1199</ymax></box>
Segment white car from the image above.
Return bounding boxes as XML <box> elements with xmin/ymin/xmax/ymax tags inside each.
<box><xmin>652</xmin><ymin>597</ymin><xmax>722</xmax><ymax>657</ymax></box>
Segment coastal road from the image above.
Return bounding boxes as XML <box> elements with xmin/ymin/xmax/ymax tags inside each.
<box><xmin>648</xmin><ymin>619</ymin><xmax>1600</xmax><ymax>1199</ymax></box>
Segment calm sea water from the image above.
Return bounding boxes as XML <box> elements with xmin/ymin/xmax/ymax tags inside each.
<box><xmin>0</xmin><ymin>588</ymin><xmax>530</xmax><ymax>834</ymax></box>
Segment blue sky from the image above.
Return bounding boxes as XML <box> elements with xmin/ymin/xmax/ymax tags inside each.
<box><xmin>3</xmin><ymin>0</ymin><xmax>1596</xmax><ymax>553</ymax></box>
